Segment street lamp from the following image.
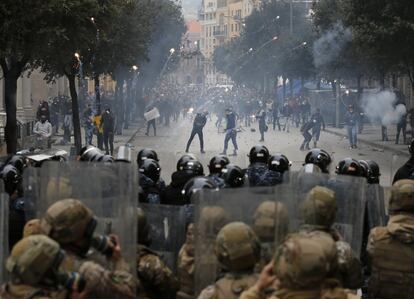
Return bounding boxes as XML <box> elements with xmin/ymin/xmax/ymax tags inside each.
<box><xmin>74</xmin><ymin>52</ymin><xmax>80</xmax><ymax>60</ymax></box>
<box><xmin>170</xmin><ymin>48</ymin><xmax>175</xmax><ymax>55</ymax></box>
<box><xmin>132</xmin><ymin>65</ymin><xmax>139</xmax><ymax>71</ymax></box>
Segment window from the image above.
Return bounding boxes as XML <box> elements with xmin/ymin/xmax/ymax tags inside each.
<box><xmin>231</xmin><ymin>24</ymin><xmax>233</xmax><ymax>32</ymax></box>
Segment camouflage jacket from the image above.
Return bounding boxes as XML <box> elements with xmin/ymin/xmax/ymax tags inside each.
<box><xmin>60</xmin><ymin>251</ymin><xmax>136</xmax><ymax>299</ymax></box>
<box><xmin>298</xmin><ymin>228</ymin><xmax>363</xmax><ymax>290</ymax></box>
<box><xmin>198</xmin><ymin>272</ymin><xmax>258</xmax><ymax>299</ymax></box>
<box><xmin>240</xmin><ymin>285</ymin><xmax>360</xmax><ymax>299</ymax></box>
<box><xmin>0</xmin><ymin>283</ymin><xmax>68</xmax><ymax>299</ymax></box>
<box><xmin>136</xmin><ymin>245</ymin><xmax>178</xmax><ymax>299</ymax></box>
<box><xmin>177</xmin><ymin>243</ymin><xmax>195</xmax><ymax>299</ymax></box>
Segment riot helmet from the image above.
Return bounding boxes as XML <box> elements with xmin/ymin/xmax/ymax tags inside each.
<box><xmin>208</xmin><ymin>155</ymin><xmax>230</xmax><ymax>174</ymax></box>
<box><xmin>181</xmin><ymin>160</ymin><xmax>204</xmax><ymax>176</ymax></box>
<box><xmin>176</xmin><ymin>153</ymin><xmax>197</xmax><ymax>171</ymax></box>
<box><xmin>335</xmin><ymin>158</ymin><xmax>363</xmax><ymax>176</ymax></box>
<box><xmin>214</xmin><ymin>222</ymin><xmax>261</xmax><ymax>272</ymax></box>
<box><xmin>389</xmin><ymin>179</ymin><xmax>414</xmax><ymax>214</ymax></box>
<box><xmin>1</xmin><ymin>164</ymin><xmax>22</xmax><ymax>196</ymax></box>
<box><xmin>358</xmin><ymin>160</ymin><xmax>370</xmax><ymax>180</ymax></box>
<box><xmin>248</xmin><ymin>145</ymin><xmax>270</xmax><ymax>164</ymax></box>
<box><xmin>181</xmin><ymin>176</ymin><xmax>217</xmax><ymax>204</ymax></box>
<box><xmin>304</xmin><ymin>148</ymin><xmax>331</xmax><ymax>173</ymax></box>
<box><xmin>253</xmin><ymin>201</ymin><xmax>289</xmax><ymax>243</ymax></box>
<box><xmin>300</xmin><ymin>186</ymin><xmax>337</xmax><ymax>228</ymax></box>
<box><xmin>6</xmin><ymin>155</ymin><xmax>27</xmax><ymax>173</ymax></box>
<box><xmin>97</xmin><ymin>154</ymin><xmax>114</xmax><ymax>163</ymax></box>
<box><xmin>79</xmin><ymin>145</ymin><xmax>102</xmax><ymax>162</ymax></box>
<box><xmin>221</xmin><ymin>164</ymin><xmax>245</xmax><ymax>188</ymax></box>
<box><xmin>137</xmin><ymin>148</ymin><xmax>159</xmax><ymax>166</ymax></box>
<box><xmin>139</xmin><ymin>158</ymin><xmax>161</xmax><ymax>183</ymax></box>
<box><xmin>268</xmin><ymin>154</ymin><xmax>291</xmax><ymax>173</ymax></box>
<box><xmin>274</xmin><ymin>233</ymin><xmax>337</xmax><ymax>289</ymax></box>
<box><xmin>6</xmin><ymin>235</ymin><xmax>85</xmax><ymax>292</ymax></box>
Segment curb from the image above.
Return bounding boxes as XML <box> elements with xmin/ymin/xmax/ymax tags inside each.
<box><xmin>324</xmin><ymin>128</ymin><xmax>410</xmax><ymax>157</ymax></box>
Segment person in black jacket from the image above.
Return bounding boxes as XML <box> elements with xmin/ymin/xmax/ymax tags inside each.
<box><xmin>185</xmin><ymin>111</ymin><xmax>208</xmax><ymax>153</ymax></box>
<box><xmin>101</xmin><ymin>106</ymin><xmax>115</xmax><ymax>156</ymax></box>
<box><xmin>300</xmin><ymin>120</ymin><xmax>314</xmax><ymax>151</ymax></box>
<box><xmin>161</xmin><ymin>160</ymin><xmax>204</xmax><ymax>205</ymax></box>
<box><xmin>393</xmin><ymin>139</ymin><xmax>414</xmax><ymax>183</ymax></box>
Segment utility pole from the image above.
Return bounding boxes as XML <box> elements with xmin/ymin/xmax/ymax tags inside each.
<box><xmin>336</xmin><ymin>81</ymin><xmax>341</xmax><ymax>128</ymax></box>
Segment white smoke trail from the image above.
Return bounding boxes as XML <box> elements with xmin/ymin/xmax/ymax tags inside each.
<box><xmin>313</xmin><ymin>21</ymin><xmax>352</xmax><ymax>68</ymax></box>
<box><xmin>361</xmin><ymin>90</ymin><xmax>406</xmax><ymax>126</ymax></box>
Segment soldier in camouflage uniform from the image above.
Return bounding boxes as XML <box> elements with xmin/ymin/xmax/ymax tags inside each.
<box><xmin>253</xmin><ymin>201</ymin><xmax>289</xmax><ymax>271</ymax></box>
<box><xmin>39</xmin><ymin>198</ymin><xmax>137</xmax><ymax>299</ymax></box>
<box><xmin>299</xmin><ymin>186</ymin><xmax>363</xmax><ymax>290</ymax></box>
<box><xmin>0</xmin><ymin>235</ymin><xmax>85</xmax><ymax>299</ymax></box>
<box><xmin>240</xmin><ymin>233</ymin><xmax>360</xmax><ymax>299</ymax></box>
<box><xmin>367</xmin><ymin>179</ymin><xmax>414</xmax><ymax>299</ymax></box>
<box><xmin>136</xmin><ymin>208</ymin><xmax>178</xmax><ymax>298</ymax></box>
<box><xmin>197</xmin><ymin>222</ymin><xmax>261</xmax><ymax>299</ymax></box>
<box><xmin>177</xmin><ymin>223</ymin><xmax>195</xmax><ymax>299</ymax></box>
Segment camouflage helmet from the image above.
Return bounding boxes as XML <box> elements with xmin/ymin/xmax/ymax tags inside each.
<box><xmin>215</xmin><ymin>222</ymin><xmax>261</xmax><ymax>271</ymax></box>
<box><xmin>23</xmin><ymin>219</ymin><xmax>43</xmax><ymax>238</ymax></box>
<box><xmin>6</xmin><ymin>235</ymin><xmax>63</xmax><ymax>286</ymax></box>
<box><xmin>40</xmin><ymin>199</ymin><xmax>96</xmax><ymax>246</ymax></box>
<box><xmin>253</xmin><ymin>201</ymin><xmax>289</xmax><ymax>243</ymax></box>
<box><xmin>389</xmin><ymin>179</ymin><xmax>414</xmax><ymax>214</ymax></box>
<box><xmin>300</xmin><ymin>186</ymin><xmax>337</xmax><ymax>228</ymax></box>
<box><xmin>274</xmin><ymin>232</ymin><xmax>337</xmax><ymax>289</ymax></box>
<box><xmin>137</xmin><ymin>207</ymin><xmax>151</xmax><ymax>246</ymax></box>
<box><xmin>199</xmin><ymin>206</ymin><xmax>230</xmax><ymax>239</ymax></box>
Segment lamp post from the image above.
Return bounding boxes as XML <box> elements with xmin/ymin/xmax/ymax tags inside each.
<box><xmin>91</xmin><ymin>17</ymin><xmax>101</xmax><ymax>114</ymax></box>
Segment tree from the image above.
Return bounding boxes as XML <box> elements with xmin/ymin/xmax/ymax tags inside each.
<box><xmin>0</xmin><ymin>0</ymin><xmax>69</xmax><ymax>153</ymax></box>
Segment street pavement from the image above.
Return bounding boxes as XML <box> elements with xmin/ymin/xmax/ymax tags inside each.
<box><xmin>128</xmin><ymin>116</ymin><xmax>409</xmax><ymax>186</ymax></box>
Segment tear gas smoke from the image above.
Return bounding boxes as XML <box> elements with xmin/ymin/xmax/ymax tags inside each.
<box><xmin>361</xmin><ymin>90</ymin><xmax>406</xmax><ymax>126</ymax></box>
<box><xmin>313</xmin><ymin>21</ymin><xmax>352</xmax><ymax>68</ymax></box>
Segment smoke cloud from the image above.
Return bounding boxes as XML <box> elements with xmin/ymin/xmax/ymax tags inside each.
<box><xmin>313</xmin><ymin>21</ymin><xmax>352</xmax><ymax>68</ymax></box>
<box><xmin>361</xmin><ymin>90</ymin><xmax>407</xmax><ymax>126</ymax></box>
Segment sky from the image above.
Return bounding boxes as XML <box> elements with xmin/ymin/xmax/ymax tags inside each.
<box><xmin>181</xmin><ymin>0</ymin><xmax>200</xmax><ymax>20</ymax></box>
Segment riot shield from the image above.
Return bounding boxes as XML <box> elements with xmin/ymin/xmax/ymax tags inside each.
<box><xmin>193</xmin><ymin>186</ymin><xmax>297</xmax><ymax>296</ymax></box>
<box><xmin>140</xmin><ymin>203</ymin><xmax>186</xmax><ymax>273</ymax></box>
<box><xmin>0</xmin><ymin>189</ymin><xmax>9</xmax><ymax>283</ymax></box>
<box><xmin>366</xmin><ymin>184</ymin><xmax>388</xmax><ymax>228</ymax></box>
<box><xmin>23</xmin><ymin>162</ymin><xmax>137</xmax><ymax>272</ymax></box>
<box><xmin>390</xmin><ymin>153</ymin><xmax>409</xmax><ymax>185</ymax></box>
<box><xmin>286</xmin><ymin>171</ymin><xmax>366</xmax><ymax>256</ymax></box>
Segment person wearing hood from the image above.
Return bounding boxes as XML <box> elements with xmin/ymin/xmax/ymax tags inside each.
<box><xmin>256</xmin><ymin>103</ymin><xmax>267</xmax><ymax>142</ymax></box>
<box><xmin>33</xmin><ymin>114</ymin><xmax>52</xmax><ymax>149</ymax></box>
<box><xmin>367</xmin><ymin>179</ymin><xmax>414</xmax><ymax>299</ymax></box>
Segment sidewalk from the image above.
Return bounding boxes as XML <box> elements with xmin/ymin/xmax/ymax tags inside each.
<box><xmin>51</xmin><ymin>119</ymin><xmax>145</xmax><ymax>156</ymax></box>
<box><xmin>325</xmin><ymin>123</ymin><xmax>411</xmax><ymax>157</ymax></box>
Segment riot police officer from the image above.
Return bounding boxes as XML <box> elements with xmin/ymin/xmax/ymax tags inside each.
<box><xmin>138</xmin><ymin>159</ymin><xmax>163</xmax><ymax>204</ymax></box>
<box><xmin>207</xmin><ymin>155</ymin><xmax>229</xmax><ymax>188</ymax></box>
<box><xmin>335</xmin><ymin>158</ymin><xmax>364</xmax><ymax>177</ymax></box>
<box><xmin>221</xmin><ymin>164</ymin><xmax>245</xmax><ymax>188</ymax></box>
<box><xmin>268</xmin><ymin>154</ymin><xmax>291</xmax><ymax>177</ymax></box>
<box><xmin>246</xmin><ymin>145</ymin><xmax>281</xmax><ymax>187</ymax></box>
<box><xmin>304</xmin><ymin>148</ymin><xmax>332</xmax><ymax>174</ymax></box>
<box><xmin>137</xmin><ymin>148</ymin><xmax>159</xmax><ymax>167</ymax></box>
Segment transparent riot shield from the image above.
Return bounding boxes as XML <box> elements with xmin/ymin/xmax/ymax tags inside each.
<box><xmin>0</xmin><ymin>189</ymin><xmax>9</xmax><ymax>283</ymax></box>
<box><xmin>23</xmin><ymin>162</ymin><xmax>137</xmax><ymax>272</ymax></box>
<box><xmin>366</xmin><ymin>184</ymin><xmax>388</xmax><ymax>228</ymax></box>
<box><xmin>390</xmin><ymin>153</ymin><xmax>409</xmax><ymax>185</ymax></box>
<box><xmin>193</xmin><ymin>186</ymin><xmax>297</xmax><ymax>296</ymax></box>
<box><xmin>140</xmin><ymin>203</ymin><xmax>186</xmax><ymax>273</ymax></box>
<box><xmin>286</xmin><ymin>171</ymin><xmax>366</xmax><ymax>256</ymax></box>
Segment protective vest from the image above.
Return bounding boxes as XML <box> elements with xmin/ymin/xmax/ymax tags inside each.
<box><xmin>368</xmin><ymin>224</ymin><xmax>414</xmax><ymax>299</ymax></box>
<box><xmin>213</xmin><ymin>273</ymin><xmax>258</xmax><ymax>299</ymax></box>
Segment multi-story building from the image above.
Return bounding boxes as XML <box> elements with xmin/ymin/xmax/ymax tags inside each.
<box><xmin>198</xmin><ymin>0</ymin><xmax>259</xmax><ymax>86</ymax></box>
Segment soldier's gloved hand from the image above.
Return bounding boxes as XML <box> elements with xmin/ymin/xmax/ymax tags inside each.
<box><xmin>255</xmin><ymin>261</ymin><xmax>279</xmax><ymax>292</ymax></box>
<box><xmin>107</xmin><ymin>234</ymin><xmax>122</xmax><ymax>262</ymax></box>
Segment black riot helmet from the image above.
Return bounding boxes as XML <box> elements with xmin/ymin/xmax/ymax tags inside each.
<box><xmin>358</xmin><ymin>160</ymin><xmax>370</xmax><ymax>180</ymax></box>
<box><xmin>367</xmin><ymin>160</ymin><xmax>380</xmax><ymax>184</ymax></box>
<box><xmin>1</xmin><ymin>164</ymin><xmax>22</xmax><ymax>196</ymax></box>
<box><xmin>6</xmin><ymin>155</ymin><xmax>27</xmax><ymax>173</ymax></box>
<box><xmin>221</xmin><ymin>164</ymin><xmax>245</xmax><ymax>188</ymax></box>
<box><xmin>97</xmin><ymin>155</ymin><xmax>114</xmax><ymax>164</ymax></box>
<box><xmin>177</xmin><ymin>153</ymin><xmax>197</xmax><ymax>171</ymax></box>
<box><xmin>335</xmin><ymin>158</ymin><xmax>363</xmax><ymax>177</ymax></box>
<box><xmin>248</xmin><ymin>145</ymin><xmax>270</xmax><ymax>164</ymax></box>
<box><xmin>181</xmin><ymin>177</ymin><xmax>217</xmax><ymax>204</ymax></box>
<box><xmin>304</xmin><ymin>148</ymin><xmax>331</xmax><ymax>173</ymax></box>
<box><xmin>208</xmin><ymin>155</ymin><xmax>230</xmax><ymax>174</ymax></box>
<box><xmin>181</xmin><ymin>160</ymin><xmax>204</xmax><ymax>176</ymax></box>
<box><xmin>79</xmin><ymin>146</ymin><xmax>102</xmax><ymax>162</ymax></box>
<box><xmin>138</xmin><ymin>158</ymin><xmax>161</xmax><ymax>182</ymax></box>
<box><xmin>137</xmin><ymin>149</ymin><xmax>159</xmax><ymax>167</ymax></box>
<box><xmin>268</xmin><ymin>154</ymin><xmax>291</xmax><ymax>173</ymax></box>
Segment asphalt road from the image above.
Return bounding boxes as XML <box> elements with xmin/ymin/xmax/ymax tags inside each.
<box><xmin>130</xmin><ymin>116</ymin><xmax>407</xmax><ymax>186</ymax></box>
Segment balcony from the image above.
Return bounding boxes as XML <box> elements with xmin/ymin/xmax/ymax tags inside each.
<box><xmin>213</xmin><ymin>30</ymin><xmax>226</xmax><ymax>37</ymax></box>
